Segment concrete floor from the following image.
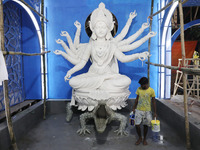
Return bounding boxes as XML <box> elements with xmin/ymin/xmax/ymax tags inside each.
<box><xmin>15</xmin><ymin>112</ymin><xmax>187</xmax><ymax>150</ymax></box>
<box><xmin>170</xmin><ymin>95</ymin><xmax>200</xmax><ymax>124</ymax></box>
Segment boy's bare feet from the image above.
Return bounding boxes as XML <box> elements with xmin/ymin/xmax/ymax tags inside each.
<box><xmin>135</xmin><ymin>137</ymin><xmax>142</xmax><ymax>145</ymax></box>
<box><xmin>143</xmin><ymin>139</ymin><xmax>148</xmax><ymax>145</ymax></box>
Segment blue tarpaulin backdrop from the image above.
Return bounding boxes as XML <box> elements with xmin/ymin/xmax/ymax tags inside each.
<box><xmin>22</xmin><ymin>7</ymin><xmax>42</xmax><ymax>99</ymax></box>
<box><xmin>46</xmin><ymin>0</ymin><xmax>159</xmax><ymax>99</ymax></box>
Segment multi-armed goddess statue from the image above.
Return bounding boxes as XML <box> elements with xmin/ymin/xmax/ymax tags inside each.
<box><xmin>54</xmin><ymin>2</ymin><xmax>156</xmax><ymax>135</ymax></box>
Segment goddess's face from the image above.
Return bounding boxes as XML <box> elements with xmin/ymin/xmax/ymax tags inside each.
<box><xmin>94</xmin><ymin>21</ymin><xmax>109</xmax><ymax>38</ymax></box>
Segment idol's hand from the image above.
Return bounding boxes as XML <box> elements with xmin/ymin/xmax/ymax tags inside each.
<box><xmin>53</xmin><ymin>50</ymin><xmax>63</xmax><ymax>55</ymax></box>
<box><xmin>74</xmin><ymin>21</ymin><xmax>81</xmax><ymax>29</ymax></box>
<box><xmin>64</xmin><ymin>71</ymin><xmax>72</xmax><ymax>81</ymax></box>
<box><xmin>56</xmin><ymin>39</ymin><xmax>64</xmax><ymax>44</ymax></box>
<box><xmin>139</xmin><ymin>51</ymin><xmax>150</xmax><ymax>61</ymax></box>
<box><xmin>129</xmin><ymin>10</ymin><xmax>137</xmax><ymax>20</ymax></box>
<box><xmin>148</xmin><ymin>31</ymin><xmax>157</xmax><ymax>38</ymax></box>
<box><xmin>60</xmin><ymin>31</ymin><xmax>69</xmax><ymax>37</ymax></box>
<box><xmin>142</xmin><ymin>23</ymin><xmax>149</xmax><ymax>30</ymax></box>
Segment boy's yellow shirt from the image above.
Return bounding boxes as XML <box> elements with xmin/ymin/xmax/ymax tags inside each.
<box><xmin>136</xmin><ymin>87</ymin><xmax>155</xmax><ymax>111</ymax></box>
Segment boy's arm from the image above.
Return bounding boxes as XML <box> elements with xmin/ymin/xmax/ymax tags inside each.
<box><xmin>152</xmin><ymin>97</ymin><xmax>157</xmax><ymax>118</ymax></box>
<box><xmin>132</xmin><ymin>95</ymin><xmax>139</xmax><ymax>113</ymax></box>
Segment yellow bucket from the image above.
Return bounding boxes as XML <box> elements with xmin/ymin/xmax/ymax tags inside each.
<box><xmin>151</xmin><ymin>119</ymin><xmax>160</xmax><ymax>132</ymax></box>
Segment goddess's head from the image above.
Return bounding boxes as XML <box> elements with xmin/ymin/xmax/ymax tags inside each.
<box><xmin>89</xmin><ymin>3</ymin><xmax>115</xmax><ymax>40</ymax></box>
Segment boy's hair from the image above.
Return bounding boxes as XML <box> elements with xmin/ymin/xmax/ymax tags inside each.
<box><xmin>138</xmin><ymin>77</ymin><xmax>149</xmax><ymax>85</ymax></box>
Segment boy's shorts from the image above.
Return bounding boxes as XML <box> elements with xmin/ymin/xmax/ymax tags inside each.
<box><xmin>135</xmin><ymin>109</ymin><xmax>152</xmax><ymax>126</ymax></box>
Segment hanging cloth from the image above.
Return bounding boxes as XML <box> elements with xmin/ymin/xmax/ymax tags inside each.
<box><xmin>0</xmin><ymin>34</ymin><xmax>8</xmax><ymax>86</ymax></box>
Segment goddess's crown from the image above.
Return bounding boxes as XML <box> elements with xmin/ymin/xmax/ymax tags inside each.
<box><xmin>90</xmin><ymin>3</ymin><xmax>114</xmax><ymax>30</ymax></box>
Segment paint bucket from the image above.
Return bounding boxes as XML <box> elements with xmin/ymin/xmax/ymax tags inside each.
<box><xmin>151</xmin><ymin>118</ymin><xmax>160</xmax><ymax>132</ymax></box>
<box><xmin>129</xmin><ymin>111</ymin><xmax>135</xmax><ymax>126</ymax></box>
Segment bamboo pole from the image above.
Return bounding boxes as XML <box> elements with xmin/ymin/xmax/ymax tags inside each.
<box><xmin>182</xmin><ymin>0</ymin><xmax>189</xmax><ymax>5</ymax></box>
<box><xmin>3</xmin><ymin>81</ymin><xmax>18</xmax><ymax>150</ymax></box>
<box><xmin>0</xmin><ymin>1</ymin><xmax>18</xmax><ymax>150</ymax></box>
<box><xmin>148</xmin><ymin>0</ymin><xmax>189</xmax><ymax>19</ymax></box>
<box><xmin>190</xmin><ymin>7</ymin><xmax>192</xmax><ymax>22</ymax></box>
<box><xmin>193</xmin><ymin>6</ymin><xmax>199</xmax><ymax>20</ymax></box>
<box><xmin>147</xmin><ymin>0</ymin><xmax>154</xmax><ymax>83</ymax></box>
<box><xmin>148</xmin><ymin>0</ymin><xmax>175</xmax><ymax>19</ymax></box>
<box><xmin>2</xmin><ymin>50</ymin><xmax>50</xmax><ymax>56</ymax></box>
<box><xmin>178</xmin><ymin>0</ymin><xmax>191</xmax><ymax>149</ymax></box>
<box><xmin>146</xmin><ymin>62</ymin><xmax>200</xmax><ymax>76</ymax></box>
<box><xmin>19</xmin><ymin>0</ymin><xmax>48</xmax><ymax>22</ymax></box>
<box><xmin>41</xmin><ymin>0</ymin><xmax>47</xmax><ymax>120</ymax></box>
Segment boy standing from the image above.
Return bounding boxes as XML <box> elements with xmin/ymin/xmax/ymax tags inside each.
<box><xmin>132</xmin><ymin>77</ymin><xmax>157</xmax><ymax>145</ymax></box>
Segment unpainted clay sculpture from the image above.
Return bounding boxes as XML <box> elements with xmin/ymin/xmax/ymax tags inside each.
<box><xmin>54</xmin><ymin>2</ymin><xmax>156</xmax><ymax>135</ymax></box>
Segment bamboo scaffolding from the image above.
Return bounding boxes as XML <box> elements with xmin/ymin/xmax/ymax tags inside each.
<box><xmin>2</xmin><ymin>50</ymin><xmax>50</xmax><ymax>56</ymax></box>
<box><xmin>41</xmin><ymin>0</ymin><xmax>47</xmax><ymax>120</ymax></box>
<box><xmin>147</xmin><ymin>0</ymin><xmax>191</xmax><ymax>149</ymax></box>
<box><xmin>173</xmin><ymin>58</ymin><xmax>200</xmax><ymax>99</ymax></box>
<box><xmin>148</xmin><ymin>0</ymin><xmax>188</xmax><ymax>19</ymax></box>
<box><xmin>19</xmin><ymin>0</ymin><xmax>48</xmax><ymax>22</ymax></box>
<box><xmin>193</xmin><ymin>6</ymin><xmax>199</xmax><ymax>20</ymax></box>
<box><xmin>146</xmin><ymin>62</ymin><xmax>200</xmax><ymax>76</ymax></box>
<box><xmin>178</xmin><ymin>1</ymin><xmax>191</xmax><ymax>149</ymax></box>
<box><xmin>182</xmin><ymin>0</ymin><xmax>189</xmax><ymax>5</ymax></box>
<box><xmin>0</xmin><ymin>0</ymin><xmax>18</xmax><ymax>150</ymax></box>
<box><xmin>148</xmin><ymin>0</ymin><xmax>176</xmax><ymax>19</ymax></box>
<box><xmin>147</xmin><ymin>0</ymin><xmax>154</xmax><ymax>83</ymax></box>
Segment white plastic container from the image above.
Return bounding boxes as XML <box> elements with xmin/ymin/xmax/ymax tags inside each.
<box><xmin>129</xmin><ymin>111</ymin><xmax>135</xmax><ymax>126</ymax></box>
